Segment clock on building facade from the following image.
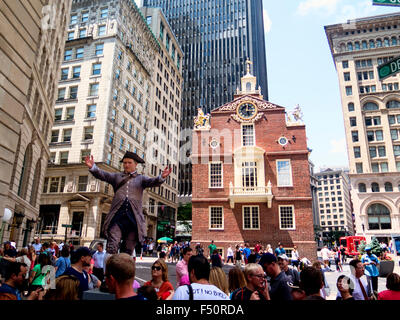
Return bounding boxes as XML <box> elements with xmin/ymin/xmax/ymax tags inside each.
<box><xmin>236</xmin><ymin>102</ymin><xmax>258</xmax><ymax>121</ymax></box>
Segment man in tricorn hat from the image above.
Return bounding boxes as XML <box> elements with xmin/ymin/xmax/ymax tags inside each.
<box><xmin>85</xmin><ymin>152</ymin><xmax>171</xmax><ymax>256</ymax></box>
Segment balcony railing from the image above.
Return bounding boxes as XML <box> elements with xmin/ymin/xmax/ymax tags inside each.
<box><xmin>230</xmin><ymin>186</ymin><xmax>270</xmax><ymax>195</ymax></box>
<box><xmin>229</xmin><ymin>181</ymin><xmax>273</xmax><ymax>209</ymax></box>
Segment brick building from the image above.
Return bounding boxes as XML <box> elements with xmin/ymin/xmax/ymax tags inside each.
<box><xmin>191</xmin><ymin>62</ymin><xmax>317</xmax><ymax>260</ymax></box>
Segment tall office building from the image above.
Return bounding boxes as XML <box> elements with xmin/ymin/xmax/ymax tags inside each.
<box><xmin>38</xmin><ymin>0</ymin><xmax>182</xmax><ymax>245</ymax></box>
<box><xmin>315</xmin><ymin>169</ymin><xmax>354</xmax><ymax>238</ymax></box>
<box><xmin>0</xmin><ymin>0</ymin><xmax>72</xmax><ymax>247</ymax></box>
<box><xmin>143</xmin><ymin>0</ymin><xmax>269</xmax><ymax>199</ymax></box>
<box><xmin>325</xmin><ymin>13</ymin><xmax>400</xmax><ymax>243</ymax></box>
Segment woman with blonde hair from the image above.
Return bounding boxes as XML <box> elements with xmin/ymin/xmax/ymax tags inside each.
<box><xmin>228</xmin><ymin>267</ymin><xmax>247</xmax><ymax>296</ymax></box>
<box><xmin>209</xmin><ymin>267</ymin><xmax>229</xmax><ymax>295</ymax></box>
<box><xmin>144</xmin><ymin>259</ymin><xmax>174</xmax><ymax>300</ymax></box>
<box><xmin>42</xmin><ymin>275</ymin><xmax>80</xmax><ymax>300</ymax></box>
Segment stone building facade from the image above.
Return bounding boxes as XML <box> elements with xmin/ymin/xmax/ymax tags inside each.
<box><xmin>0</xmin><ymin>0</ymin><xmax>72</xmax><ymax>247</ymax></box>
<box><xmin>325</xmin><ymin>13</ymin><xmax>400</xmax><ymax>243</ymax></box>
<box><xmin>38</xmin><ymin>0</ymin><xmax>182</xmax><ymax>245</ymax></box>
<box><xmin>191</xmin><ymin>65</ymin><xmax>317</xmax><ymax>260</ymax></box>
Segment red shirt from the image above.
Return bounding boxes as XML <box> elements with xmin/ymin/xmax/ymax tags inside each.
<box><xmin>144</xmin><ymin>281</ymin><xmax>174</xmax><ymax>300</ymax></box>
<box><xmin>378</xmin><ymin>290</ymin><xmax>400</xmax><ymax>300</ymax></box>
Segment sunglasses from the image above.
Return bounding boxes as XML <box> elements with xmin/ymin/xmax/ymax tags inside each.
<box><xmin>151</xmin><ymin>266</ymin><xmax>162</xmax><ymax>271</ymax></box>
<box><xmin>251</xmin><ymin>274</ymin><xmax>266</xmax><ymax>279</ymax></box>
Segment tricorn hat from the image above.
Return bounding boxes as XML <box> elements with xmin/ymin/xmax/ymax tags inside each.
<box><xmin>120</xmin><ymin>151</ymin><xmax>145</xmax><ymax>163</ymax></box>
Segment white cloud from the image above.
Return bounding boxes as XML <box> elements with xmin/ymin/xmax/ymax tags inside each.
<box><xmin>263</xmin><ymin>9</ymin><xmax>272</xmax><ymax>34</ymax></box>
<box><xmin>336</xmin><ymin>1</ymin><xmax>378</xmax><ymax>24</ymax></box>
<box><xmin>296</xmin><ymin>0</ymin><xmax>341</xmax><ymax>16</ymax></box>
<box><xmin>329</xmin><ymin>138</ymin><xmax>346</xmax><ymax>154</ymax></box>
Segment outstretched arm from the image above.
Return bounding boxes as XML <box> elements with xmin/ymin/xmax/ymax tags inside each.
<box><xmin>85</xmin><ymin>155</ymin><xmax>116</xmax><ymax>186</ymax></box>
<box><xmin>142</xmin><ymin>166</ymin><xmax>172</xmax><ymax>189</ymax></box>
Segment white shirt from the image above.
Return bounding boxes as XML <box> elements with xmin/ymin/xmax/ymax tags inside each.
<box><xmin>291</xmin><ymin>250</ymin><xmax>299</xmax><ymax>260</ymax></box>
<box><xmin>321</xmin><ymin>248</ymin><xmax>330</xmax><ymax>260</ymax></box>
<box><xmin>227</xmin><ymin>247</ymin><xmax>234</xmax><ymax>257</ymax></box>
<box><xmin>172</xmin><ymin>283</ymin><xmax>230</xmax><ymax>300</ymax></box>
<box><xmin>93</xmin><ymin>250</ymin><xmax>106</xmax><ymax>269</ymax></box>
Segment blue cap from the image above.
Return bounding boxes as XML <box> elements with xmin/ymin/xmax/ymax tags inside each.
<box><xmin>365</xmin><ymin>246</ymin><xmax>371</xmax><ymax>251</ymax></box>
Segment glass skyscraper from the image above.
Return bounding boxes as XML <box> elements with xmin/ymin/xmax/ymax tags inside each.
<box><xmin>143</xmin><ymin>0</ymin><xmax>268</xmax><ymax>198</ymax></box>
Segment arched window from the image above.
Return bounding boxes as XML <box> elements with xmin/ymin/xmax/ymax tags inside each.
<box><xmin>29</xmin><ymin>160</ymin><xmax>41</xmax><ymax>207</ymax></box>
<box><xmin>355</xmin><ymin>42</ymin><xmax>360</xmax><ymax>50</ymax></box>
<box><xmin>384</xmin><ymin>38</ymin><xmax>390</xmax><ymax>47</ymax></box>
<box><xmin>385</xmin><ymin>182</ymin><xmax>393</xmax><ymax>192</ymax></box>
<box><xmin>392</xmin><ymin>37</ymin><xmax>398</xmax><ymax>46</ymax></box>
<box><xmin>386</xmin><ymin>100</ymin><xmax>400</xmax><ymax>109</ymax></box>
<box><xmin>347</xmin><ymin>42</ymin><xmax>353</xmax><ymax>51</ymax></box>
<box><xmin>348</xmin><ymin>103</ymin><xmax>355</xmax><ymax>112</ymax></box>
<box><xmin>358</xmin><ymin>183</ymin><xmax>366</xmax><ymax>192</ymax></box>
<box><xmin>362</xmin><ymin>41</ymin><xmax>368</xmax><ymax>49</ymax></box>
<box><xmin>246</xmin><ymin>82</ymin><xmax>251</xmax><ymax>91</ymax></box>
<box><xmin>377</xmin><ymin>39</ymin><xmax>382</xmax><ymax>47</ymax></box>
<box><xmin>371</xmin><ymin>182</ymin><xmax>380</xmax><ymax>192</ymax></box>
<box><xmin>367</xmin><ymin>203</ymin><xmax>391</xmax><ymax>230</ymax></box>
<box><xmin>363</xmin><ymin>102</ymin><xmax>379</xmax><ymax>111</ymax></box>
<box><xmin>369</xmin><ymin>40</ymin><xmax>375</xmax><ymax>48</ymax></box>
<box><xmin>17</xmin><ymin>144</ymin><xmax>33</xmax><ymax>199</ymax></box>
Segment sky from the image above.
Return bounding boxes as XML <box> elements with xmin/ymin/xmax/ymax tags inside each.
<box><xmin>262</xmin><ymin>0</ymin><xmax>400</xmax><ymax>172</ymax></box>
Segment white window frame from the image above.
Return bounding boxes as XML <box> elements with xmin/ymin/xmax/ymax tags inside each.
<box><xmin>279</xmin><ymin>205</ymin><xmax>296</xmax><ymax>230</ymax></box>
<box><xmin>241</xmin><ymin>123</ymin><xmax>255</xmax><ymax>146</ymax></box>
<box><xmin>209</xmin><ymin>206</ymin><xmax>224</xmax><ymax>230</ymax></box>
<box><xmin>242</xmin><ymin>206</ymin><xmax>260</xmax><ymax>230</ymax></box>
<box><xmin>276</xmin><ymin>159</ymin><xmax>293</xmax><ymax>187</ymax></box>
<box><xmin>208</xmin><ymin>161</ymin><xmax>223</xmax><ymax>188</ymax></box>
<box><xmin>241</xmin><ymin>161</ymin><xmax>258</xmax><ymax>189</ymax></box>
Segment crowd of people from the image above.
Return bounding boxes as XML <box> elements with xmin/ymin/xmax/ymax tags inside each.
<box><xmin>1</xmin><ymin>238</ymin><xmax>400</xmax><ymax>301</ymax></box>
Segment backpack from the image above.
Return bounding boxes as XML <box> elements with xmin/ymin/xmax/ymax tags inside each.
<box><xmin>186</xmin><ymin>284</ymin><xmax>194</xmax><ymax>300</ymax></box>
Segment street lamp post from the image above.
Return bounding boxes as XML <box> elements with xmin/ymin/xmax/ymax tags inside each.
<box><xmin>0</xmin><ymin>208</ymin><xmax>13</xmax><ymax>243</ymax></box>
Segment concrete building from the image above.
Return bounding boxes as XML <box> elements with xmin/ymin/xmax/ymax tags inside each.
<box><xmin>38</xmin><ymin>0</ymin><xmax>181</xmax><ymax>245</ymax></box>
<box><xmin>140</xmin><ymin>6</ymin><xmax>183</xmax><ymax>240</ymax></box>
<box><xmin>0</xmin><ymin>0</ymin><xmax>72</xmax><ymax>247</ymax></box>
<box><xmin>191</xmin><ymin>63</ymin><xmax>316</xmax><ymax>260</ymax></box>
<box><xmin>315</xmin><ymin>169</ymin><xmax>354</xmax><ymax>238</ymax></box>
<box><xmin>325</xmin><ymin>13</ymin><xmax>400</xmax><ymax>243</ymax></box>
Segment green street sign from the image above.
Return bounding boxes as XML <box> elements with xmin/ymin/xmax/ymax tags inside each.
<box><xmin>62</xmin><ymin>224</ymin><xmax>73</xmax><ymax>228</ymax></box>
<box><xmin>378</xmin><ymin>56</ymin><xmax>400</xmax><ymax>80</ymax></box>
<box><xmin>373</xmin><ymin>0</ymin><xmax>400</xmax><ymax>6</ymax></box>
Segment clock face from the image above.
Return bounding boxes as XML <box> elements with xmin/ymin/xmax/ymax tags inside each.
<box><xmin>210</xmin><ymin>139</ymin><xmax>219</xmax><ymax>149</ymax></box>
<box><xmin>279</xmin><ymin>137</ymin><xmax>288</xmax><ymax>146</ymax></box>
<box><xmin>237</xmin><ymin>103</ymin><xmax>257</xmax><ymax>120</ymax></box>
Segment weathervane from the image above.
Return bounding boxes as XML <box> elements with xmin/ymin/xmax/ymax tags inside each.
<box><xmin>245</xmin><ymin>58</ymin><xmax>252</xmax><ymax>74</ymax></box>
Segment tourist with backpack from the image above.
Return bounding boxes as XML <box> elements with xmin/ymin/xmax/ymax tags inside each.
<box><xmin>29</xmin><ymin>253</ymin><xmax>52</xmax><ymax>293</ymax></box>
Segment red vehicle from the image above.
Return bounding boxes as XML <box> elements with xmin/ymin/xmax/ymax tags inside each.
<box><xmin>339</xmin><ymin>236</ymin><xmax>366</xmax><ymax>257</ymax></box>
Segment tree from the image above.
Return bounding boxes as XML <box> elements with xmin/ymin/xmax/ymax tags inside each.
<box><xmin>177</xmin><ymin>203</ymin><xmax>192</xmax><ymax>221</ymax></box>
<box><xmin>358</xmin><ymin>237</ymin><xmax>382</xmax><ymax>256</ymax></box>
<box><xmin>314</xmin><ymin>225</ymin><xmax>323</xmax><ymax>242</ymax></box>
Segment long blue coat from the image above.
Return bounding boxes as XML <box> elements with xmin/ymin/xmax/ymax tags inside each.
<box><xmin>89</xmin><ymin>164</ymin><xmax>165</xmax><ymax>243</ymax></box>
